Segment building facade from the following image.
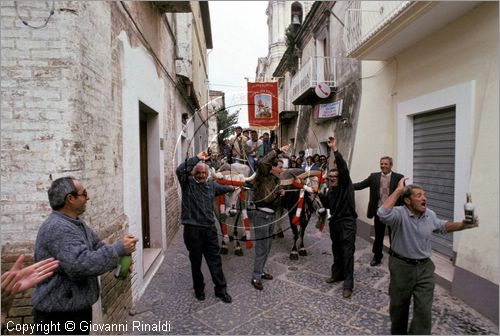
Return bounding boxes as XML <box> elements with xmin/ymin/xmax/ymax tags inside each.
<box><xmin>270</xmin><ymin>0</ymin><xmax>498</xmax><ymax>323</ymax></box>
<box><xmin>1</xmin><ymin>0</ymin><xmax>212</xmax><ymax>325</ymax></box>
<box><xmin>273</xmin><ymin>1</ymin><xmax>360</xmax><ymax>164</ymax></box>
<box><xmin>263</xmin><ymin>0</ymin><xmax>314</xmax><ymax>81</ymax></box>
<box><xmin>346</xmin><ymin>1</ymin><xmax>499</xmax><ymax>323</ymax></box>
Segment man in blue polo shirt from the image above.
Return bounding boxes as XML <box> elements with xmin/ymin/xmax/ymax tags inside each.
<box><xmin>378</xmin><ymin>178</ymin><xmax>478</xmax><ymax>334</ymax></box>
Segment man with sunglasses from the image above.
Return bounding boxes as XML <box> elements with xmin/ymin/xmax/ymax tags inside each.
<box><xmin>319</xmin><ymin>137</ymin><xmax>358</xmax><ymax>299</ymax></box>
<box><xmin>32</xmin><ymin>177</ymin><xmax>138</xmax><ymax>335</ymax></box>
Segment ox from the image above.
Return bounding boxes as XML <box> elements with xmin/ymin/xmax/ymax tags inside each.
<box><xmin>211</xmin><ymin>163</ymin><xmax>255</xmax><ymax>256</ymax></box>
<box><xmin>280</xmin><ymin>168</ymin><xmax>328</xmax><ymax>260</ymax></box>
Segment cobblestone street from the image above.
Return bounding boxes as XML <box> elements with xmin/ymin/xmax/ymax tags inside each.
<box><xmin>128</xmin><ymin>216</ymin><xmax>498</xmax><ymax>335</ymax></box>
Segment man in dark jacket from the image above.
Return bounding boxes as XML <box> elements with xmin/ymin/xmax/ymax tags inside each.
<box><xmin>176</xmin><ymin>151</ymin><xmax>237</xmax><ymax>303</ymax></box>
<box><xmin>354</xmin><ymin>156</ymin><xmax>404</xmax><ymax>266</ymax></box>
<box><xmin>319</xmin><ymin>137</ymin><xmax>357</xmax><ymax>299</ymax></box>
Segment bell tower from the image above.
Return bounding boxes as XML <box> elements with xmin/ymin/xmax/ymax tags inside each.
<box><xmin>265</xmin><ymin>1</ymin><xmax>312</xmax><ymax>79</ymax></box>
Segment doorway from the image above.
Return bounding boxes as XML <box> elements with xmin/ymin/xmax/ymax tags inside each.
<box><xmin>139</xmin><ymin>102</ymin><xmax>162</xmax><ymax>273</ymax></box>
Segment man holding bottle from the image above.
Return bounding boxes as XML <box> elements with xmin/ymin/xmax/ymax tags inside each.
<box><xmin>378</xmin><ymin>178</ymin><xmax>478</xmax><ymax>334</ymax></box>
<box><xmin>33</xmin><ymin>177</ymin><xmax>138</xmax><ymax>335</ymax></box>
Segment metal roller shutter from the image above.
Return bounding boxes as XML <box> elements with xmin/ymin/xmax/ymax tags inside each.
<box><xmin>413</xmin><ymin>107</ymin><xmax>455</xmax><ymax>260</ymax></box>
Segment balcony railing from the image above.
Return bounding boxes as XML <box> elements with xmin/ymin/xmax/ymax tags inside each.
<box><xmin>344</xmin><ymin>1</ymin><xmax>412</xmax><ymax>56</ymax></box>
<box><xmin>290</xmin><ymin>56</ymin><xmax>337</xmax><ymax>105</ymax></box>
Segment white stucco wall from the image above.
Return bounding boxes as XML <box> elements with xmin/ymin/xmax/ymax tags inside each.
<box><xmin>351</xmin><ymin>2</ymin><xmax>498</xmax><ymax>283</ymax></box>
<box><xmin>351</xmin><ymin>60</ymin><xmax>399</xmax><ymax>222</ymax></box>
<box><xmin>118</xmin><ymin>31</ymin><xmax>167</xmax><ymax>298</ymax></box>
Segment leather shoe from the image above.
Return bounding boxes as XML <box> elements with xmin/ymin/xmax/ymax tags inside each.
<box><xmin>261</xmin><ymin>272</ymin><xmax>273</xmax><ymax>280</ymax></box>
<box><xmin>251</xmin><ymin>279</ymin><xmax>263</xmax><ymax>290</ymax></box>
<box><xmin>342</xmin><ymin>288</ymin><xmax>353</xmax><ymax>298</ymax></box>
<box><xmin>370</xmin><ymin>257</ymin><xmax>382</xmax><ymax>267</ymax></box>
<box><xmin>325</xmin><ymin>277</ymin><xmax>344</xmax><ymax>284</ymax></box>
<box><xmin>195</xmin><ymin>290</ymin><xmax>205</xmax><ymax>301</ymax></box>
<box><xmin>215</xmin><ymin>292</ymin><xmax>232</xmax><ymax>303</ymax></box>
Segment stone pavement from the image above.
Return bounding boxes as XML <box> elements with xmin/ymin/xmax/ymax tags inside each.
<box><xmin>128</xmin><ymin>216</ymin><xmax>498</xmax><ymax>335</ymax></box>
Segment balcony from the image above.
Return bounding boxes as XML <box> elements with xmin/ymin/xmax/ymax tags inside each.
<box><xmin>344</xmin><ymin>1</ymin><xmax>481</xmax><ymax>60</ymax></box>
<box><xmin>290</xmin><ymin>56</ymin><xmax>337</xmax><ymax>105</ymax></box>
<box><xmin>152</xmin><ymin>1</ymin><xmax>191</xmax><ymax>13</ymax></box>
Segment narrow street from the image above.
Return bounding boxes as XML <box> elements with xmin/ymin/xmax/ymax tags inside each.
<box><xmin>127</xmin><ymin>215</ymin><xmax>498</xmax><ymax>335</ymax></box>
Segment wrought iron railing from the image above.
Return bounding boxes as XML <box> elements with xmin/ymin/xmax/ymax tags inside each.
<box><xmin>290</xmin><ymin>56</ymin><xmax>336</xmax><ymax>104</ymax></box>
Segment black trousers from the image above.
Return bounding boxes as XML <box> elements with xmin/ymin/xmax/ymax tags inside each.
<box><xmin>32</xmin><ymin>307</ymin><xmax>92</xmax><ymax>335</ymax></box>
<box><xmin>183</xmin><ymin>225</ymin><xmax>227</xmax><ymax>295</ymax></box>
<box><xmin>328</xmin><ymin>217</ymin><xmax>356</xmax><ymax>289</ymax></box>
<box><xmin>373</xmin><ymin>214</ymin><xmax>392</xmax><ymax>260</ymax></box>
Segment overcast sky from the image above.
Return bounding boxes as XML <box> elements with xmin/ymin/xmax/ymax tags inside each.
<box><xmin>208</xmin><ymin>1</ymin><xmax>269</xmax><ymax>127</ymax></box>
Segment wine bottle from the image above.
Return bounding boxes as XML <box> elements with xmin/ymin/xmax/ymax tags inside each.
<box><xmin>464</xmin><ymin>193</ymin><xmax>475</xmax><ymax>225</ymax></box>
<box><xmin>114</xmin><ymin>255</ymin><xmax>132</xmax><ymax>279</ymax></box>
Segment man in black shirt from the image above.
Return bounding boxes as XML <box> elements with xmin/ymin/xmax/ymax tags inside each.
<box><xmin>319</xmin><ymin>137</ymin><xmax>357</xmax><ymax>299</ymax></box>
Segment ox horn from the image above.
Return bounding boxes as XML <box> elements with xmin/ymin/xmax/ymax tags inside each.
<box><xmin>210</xmin><ymin>167</ymin><xmax>224</xmax><ymax>180</ymax></box>
<box><xmin>244</xmin><ymin>172</ymin><xmax>257</xmax><ymax>182</ymax></box>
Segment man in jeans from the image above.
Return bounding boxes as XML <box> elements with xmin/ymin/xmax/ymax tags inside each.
<box><xmin>249</xmin><ymin>144</ymin><xmax>290</xmax><ymax>290</ymax></box>
<box><xmin>378</xmin><ymin>178</ymin><xmax>478</xmax><ymax>334</ymax></box>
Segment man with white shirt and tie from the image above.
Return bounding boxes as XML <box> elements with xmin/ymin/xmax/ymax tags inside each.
<box><xmin>354</xmin><ymin>156</ymin><xmax>404</xmax><ymax>266</ymax></box>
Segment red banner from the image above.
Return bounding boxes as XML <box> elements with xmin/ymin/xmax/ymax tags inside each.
<box><xmin>247</xmin><ymin>82</ymin><xmax>279</xmax><ymax>128</ymax></box>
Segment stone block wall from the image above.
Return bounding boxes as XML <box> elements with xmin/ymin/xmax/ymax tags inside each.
<box><xmin>1</xmin><ymin>1</ymin><xmax>132</xmax><ymax>329</ymax></box>
<box><xmin>1</xmin><ymin>1</ymin><xmax>189</xmax><ymax>328</ymax></box>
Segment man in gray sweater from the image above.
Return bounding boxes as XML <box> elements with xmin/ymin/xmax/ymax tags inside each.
<box><xmin>33</xmin><ymin>177</ymin><xmax>137</xmax><ymax>335</ymax></box>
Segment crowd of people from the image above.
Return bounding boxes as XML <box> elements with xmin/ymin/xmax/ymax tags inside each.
<box><xmin>0</xmin><ymin>128</ymin><xmax>479</xmax><ymax>335</ymax></box>
<box><xmin>179</xmin><ymin>128</ymin><xmax>479</xmax><ymax>334</ymax></box>
<box><xmin>216</xmin><ymin>126</ymin><xmax>329</xmax><ymax>174</ymax></box>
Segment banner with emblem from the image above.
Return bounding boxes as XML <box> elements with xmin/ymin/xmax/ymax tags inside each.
<box><xmin>247</xmin><ymin>82</ymin><xmax>279</xmax><ymax>128</ymax></box>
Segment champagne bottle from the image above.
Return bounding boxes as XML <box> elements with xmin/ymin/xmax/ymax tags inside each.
<box><xmin>114</xmin><ymin>255</ymin><xmax>132</xmax><ymax>280</ymax></box>
<box><xmin>464</xmin><ymin>193</ymin><xmax>475</xmax><ymax>225</ymax></box>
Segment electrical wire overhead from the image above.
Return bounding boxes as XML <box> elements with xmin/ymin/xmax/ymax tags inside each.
<box><xmin>15</xmin><ymin>1</ymin><xmax>55</xmax><ymax>29</ymax></box>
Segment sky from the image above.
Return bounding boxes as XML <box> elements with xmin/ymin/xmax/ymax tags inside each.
<box><xmin>208</xmin><ymin>1</ymin><xmax>269</xmax><ymax>128</ymax></box>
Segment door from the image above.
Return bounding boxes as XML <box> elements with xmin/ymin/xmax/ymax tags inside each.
<box><xmin>412</xmin><ymin>107</ymin><xmax>455</xmax><ymax>260</ymax></box>
<box><xmin>139</xmin><ymin>117</ymin><xmax>150</xmax><ymax>249</ymax></box>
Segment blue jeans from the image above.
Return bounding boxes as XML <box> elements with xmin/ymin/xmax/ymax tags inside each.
<box><xmin>251</xmin><ymin>210</ymin><xmax>275</xmax><ymax>280</ymax></box>
<box><xmin>247</xmin><ymin>155</ymin><xmax>258</xmax><ymax>175</ymax></box>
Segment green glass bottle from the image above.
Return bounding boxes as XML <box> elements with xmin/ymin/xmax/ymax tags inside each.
<box><xmin>114</xmin><ymin>255</ymin><xmax>132</xmax><ymax>279</ymax></box>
